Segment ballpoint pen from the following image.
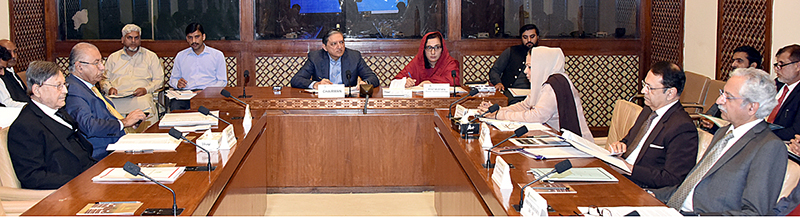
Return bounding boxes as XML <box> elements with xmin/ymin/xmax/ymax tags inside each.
<box><xmin>407</xmin><ymin>72</ymin><xmax>413</xmax><ymax>79</ymax></box>
<box><xmin>520</xmin><ymin>149</ymin><xmax>546</xmax><ymax>160</ymax></box>
<box><xmin>499</xmin><ymin>148</ymin><xmax>524</xmax><ymax>152</ymax></box>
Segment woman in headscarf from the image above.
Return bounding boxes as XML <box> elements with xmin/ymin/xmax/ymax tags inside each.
<box><xmin>478</xmin><ymin>46</ymin><xmax>594</xmax><ymax>142</ymax></box>
<box><xmin>394</xmin><ymin>31</ymin><xmax>460</xmax><ymax>87</ymax></box>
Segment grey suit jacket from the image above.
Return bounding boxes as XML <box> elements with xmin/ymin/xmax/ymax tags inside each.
<box><xmin>653</xmin><ymin>121</ymin><xmax>787</xmax><ymax>215</ymax></box>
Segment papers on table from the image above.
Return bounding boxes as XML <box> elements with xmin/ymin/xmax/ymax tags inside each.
<box><xmin>173</xmin><ymin>125</ymin><xmax>212</xmax><ymax>132</ymax></box>
<box><xmin>698</xmin><ymin>113</ymin><xmax>729</xmax><ymax>127</ymax></box>
<box><xmin>521</xmin><ymin>147</ymin><xmax>592</xmax><ymax>159</ymax></box>
<box><xmin>406</xmin><ymin>85</ymin><xmax>468</xmax><ymax>93</ymax></box>
<box><xmin>158</xmin><ymin>111</ymin><xmax>219</xmax><ymax>127</ymax></box>
<box><xmin>0</xmin><ymin>107</ymin><xmax>22</xmax><ymax>127</ymax></box>
<box><xmin>165</xmin><ymin>90</ymin><xmax>196</xmax><ymax>100</ymax></box>
<box><xmin>107</xmin><ymin>91</ymin><xmax>134</xmax><ymax>98</ymax></box>
<box><xmin>479</xmin><ymin>118</ymin><xmax>551</xmax><ymax>132</ymax></box>
<box><xmin>578</xmin><ymin>206</ymin><xmax>682</xmax><ymax>217</ymax></box>
<box><xmin>510</xmin><ymin>137</ymin><xmax>570</xmax><ymax>147</ymax></box>
<box><xmin>92</xmin><ymin>167</ymin><xmax>185</xmax><ymax>183</ymax></box>
<box><xmin>106</xmin><ymin>133</ymin><xmax>181</xmax><ymax>152</ymax></box>
<box><xmin>561</xmin><ymin>129</ymin><xmax>632</xmax><ymax>174</ymax></box>
<box><xmin>529</xmin><ymin>167</ymin><xmax>618</xmax><ymax>182</ymax></box>
<box><xmin>508</xmin><ymin>88</ymin><xmax>530</xmax><ymax>97</ymax></box>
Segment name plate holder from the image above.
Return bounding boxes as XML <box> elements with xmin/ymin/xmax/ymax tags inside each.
<box><xmin>196</xmin><ymin>125</ymin><xmax>237</xmax><ymax>150</ymax></box>
<box><xmin>318</xmin><ymin>84</ymin><xmax>346</xmax><ymax>98</ymax></box>
<box><xmin>519</xmin><ymin>186</ymin><xmax>548</xmax><ymax>217</ymax></box>
<box><xmin>423</xmin><ymin>83</ymin><xmax>450</xmax><ymax>98</ymax></box>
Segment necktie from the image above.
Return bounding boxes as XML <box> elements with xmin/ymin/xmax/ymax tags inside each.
<box><xmin>767</xmin><ymin>86</ymin><xmax>789</xmax><ymax>123</ymax></box>
<box><xmin>91</xmin><ymin>86</ymin><xmax>124</xmax><ymax>120</ymax></box>
<box><xmin>55</xmin><ymin>109</ymin><xmax>75</xmax><ymax>129</ymax></box>
<box><xmin>666</xmin><ymin>131</ymin><xmax>734</xmax><ymax>210</ymax></box>
<box><xmin>623</xmin><ymin>112</ymin><xmax>658</xmax><ymax>159</ymax></box>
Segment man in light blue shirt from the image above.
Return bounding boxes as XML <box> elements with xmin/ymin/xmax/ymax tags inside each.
<box><xmin>169</xmin><ymin>23</ymin><xmax>227</xmax><ymax>110</ymax></box>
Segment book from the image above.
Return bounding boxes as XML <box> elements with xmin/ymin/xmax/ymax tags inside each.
<box><xmin>92</xmin><ymin>167</ymin><xmax>185</xmax><ymax>183</ymax></box>
<box><xmin>528</xmin><ymin>167</ymin><xmax>618</xmax><ymax>182</ymax></box>
<box><xmin>77</xmin><ymin>201</ymin><xmax>143</xmax><ymax>215</ymax></box>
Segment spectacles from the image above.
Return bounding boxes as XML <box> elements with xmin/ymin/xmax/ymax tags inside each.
<box><xmin>425</xmin><ymin>45</ymin><xmax>442</xmax><ymax>51</ymax></box>
<box><xmin>719</xmin><ymin>89</ymin><xmax>745</xmax><ymax>103</ymax></box>
<box><xmin>41</xmin><ymin>82</ymin><xmax>69</xmax><ymax>90</ymax></box>
<box><xmin>642</xmin><ymin>82</ymin><xmax>669</xmax><ymax>92</ymax></box>
<box><xmin>78</xmin><ymin>60</ymin><xmax>103</xmax><ymax>67</ymax></box>
<box><xmin>774</xmin><ymin>61</ymin><xmax>800</xmax><ymax>70</ymax></box>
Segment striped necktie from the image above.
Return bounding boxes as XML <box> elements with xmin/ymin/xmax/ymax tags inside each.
<box><xmin>666</xmin><ymin>130</ymin><xmax>734</xmax><ymax>210</ymax></box>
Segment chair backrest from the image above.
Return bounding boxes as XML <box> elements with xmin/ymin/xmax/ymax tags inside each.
<box><xmin>0</xmin><ymin>128</ymin><xmax>21</xmax><ymax>189</ymax></box>
<box><xmin>607</xmin><ymin>100</ymin><xmax>643</xmax><ymax>144</ymax></box>
<box><xmin>704</xmin><ymin>79</ymin><xmax>725</xmax><ymax>112</ymax></box>
<box><xmin>681</xmin><ymin>71</ymin><xmax>711</xmax><ymax>112</ymax></box>
<box><xmin>696</xmin><ymin>128</ymin><xmax>714</xmax><ymax>163</ymax></box>
<box><xmin>781</xmin><ymin>160</ymin><xmax>800</xmax><ymax>201</ymax></box>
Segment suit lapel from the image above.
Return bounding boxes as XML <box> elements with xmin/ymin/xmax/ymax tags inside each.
<box><xmin>703</xmin><ymin>122</ymin><xmax>767</xmax><ymax>178</ymax></box>
<box><xmin>625</xmin><ymin>106</ymin><xmax>653</xmax><ymax>151</ymax></box>
<box><xmin>319</xmin><ymin>51</ymin><xmax>330</xmax><ymax>81</ymax></box>
<box><xmin>777</xmin><ymin>85</ymin><xmax>800</xmax><ymax>120</ymax></box>
<box><xmin>633</xmin><ymin>103</ymin><xmax>681</xmax><ymax>165</ymax></box>
<box><xmin>341</xmin><ymin>50</ymin><xmax>351</xmax><ymax>86</ymax></box>
<box><xmin>28</xmin><ymin>103</ymin><xmax>87</xmax><ymax>159</ymax></box>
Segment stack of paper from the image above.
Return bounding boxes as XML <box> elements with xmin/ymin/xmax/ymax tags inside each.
<box><xmin>77</xmin><ymin>201</ymin><xmax>143</xmax><ymax>215</ymax></box>
<box><xmin>106</xmin><ymin>133</ymin><xmax>181</xmax><ymax>151</ymax></box>
<box><xmin>507</xmin><ymin>88</ymin><xmax>530</xmax><ymax>97</ymax></box>
<box><xmin>165</xmin><ymin>90</ymin><xmax>196</xmax><ymax>100</ymax></box>
<box><xmin>158</xmin><ymin>111</ymin><xmax>219</xmax><ymax>127</ymax></box>
<box><xmin>478</xmin><ymin>118</ymin><xmax>551</xmax><ymax>132</ymax></box>
<box><xmin>92</xmin><ymin>167</ymin><xmax>185</xmax><ymax>183</ymax></box>
<box><xmin>561</xmin><ymin>129</ymin><xmax>632</xmax><ymax>174</ymax></box>
<box><xmin>528</xmin><ymin>167</ymin><xmax>618</xmax><ymax>182</ymax></box>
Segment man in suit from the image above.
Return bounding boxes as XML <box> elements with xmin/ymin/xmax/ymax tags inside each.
<box><xmin>7</xmin><ymin>61</ymin><xmax>96</xmax><ymax>189</ymax></box>
<box><xmin>290</xmin><ymin>30</ymin><xmax>380</xmax><ymax>89</ymax></box>
<box><xmin>0</xmin><ymin>40</ymin><xmax>28</xmax><ymax>107</ymax></box>
<box><xmin>605</xmin><ymin>61</ymin><xmax>698</xmax><ymax>188</ymax></box>
<box><xmin>769</xmin><ymin>44</ymin><xmax>800</xmax><ymax>140</ymax></box>
<box><xmin>488</xmin><ymin>24</ymin><xmax>537</xmax><ymax>104</ymax></box>
<box><xmin>64</xmin><ymin>42</ymin><xmax>146</xmax><ymax>160</ymax></box>
<box><xmin>701</xmin><ymin>45</ymin><xmax>762</xmax><ymax>134</ymax></box>
<box><xmin>653</xmin><ymin>67</ymin><xmax>786</xmax><ymax>215</ymax></box>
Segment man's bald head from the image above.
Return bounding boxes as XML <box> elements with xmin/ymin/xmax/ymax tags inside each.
<box><xmin>68</xmin><ymin>42</ymin><xmax>100</xmax><ymax>72</ymax></box>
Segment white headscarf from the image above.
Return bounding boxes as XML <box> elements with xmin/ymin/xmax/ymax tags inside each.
<box><xmin>527</xmin><ymin>46</ymin><xmax>567</xmax><ymax>102</ymax></box>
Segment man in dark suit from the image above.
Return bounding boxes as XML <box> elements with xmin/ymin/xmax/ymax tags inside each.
<box><xmin>0</xmin><ymin>40</ymin><xmax>29</xmax><ymax>107</ymax></box>
<box><xmin>653</xmin><ymin>68</ymin><xmax>786</xmax><ymax>215</ymax></box>
<box><xmin>605</xmin><ymin>61</ymin><xmax>697</xmax><ymax>188</ymax></box>
<box><xmin>64</xmin><ymin>43</ymin><xmax>146</xmax><ymax>160</ymax></box>
<box><xmin>769</xmin><ymin>44</ymin><xmax>800</xmax><ymax>140</ymax></box>
<box><xmin>290</xmin><ymin>30</ymin><xmax>380</xmax><ymax>89</ymax></box>
<box><xmin>7</xmin><ymin>61</ymin><xmax>96</xmax><ymax>190</ymax></box>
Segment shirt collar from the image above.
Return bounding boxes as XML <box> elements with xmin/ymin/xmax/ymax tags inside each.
<box><xmin>190</xmin><ymin>44</ymin><xmax>210</xmax><ymax>56</ymax></box>
<box><xmin>728</xmin><ymin>119</ymin><xmax>762</xmax><ymax>139</ymax></box>
<box><xmin>654</xmin><ymin>99</ymin><xmax>679</xmax><ymax>116</ymax></box>
<box><xmin>328</xmin><ymin>53</ymin><xmax>342</xmax><ymax>65</ymax></box>
<box><xmin>31</xmin><ymin>98</ymin><xmax>58</xmax><ymax>115</ymax></box>
<box><xmin>782</xmin><ymin>81</ymin><xmax>799</xmax><ymax>95</ymax></box>
<box><xmin>73</xmin><ymin>74</ymin><xmax>95</xmax><ymax>89</ymax></box>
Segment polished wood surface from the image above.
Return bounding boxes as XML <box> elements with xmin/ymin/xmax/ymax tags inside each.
<box><xmin>431</xmin><ymin>109</ymin><xmax>664</xmax><ymax>216</ymax></box>
<box><xmin>22</xmin><ymin>111</ymin><xmax>268</xmax><ymax>216</ymax></box>
<box><xmin>191</xmin><ymin>87</ymin><xmax>507</xmax><ymax>111</ymax></box>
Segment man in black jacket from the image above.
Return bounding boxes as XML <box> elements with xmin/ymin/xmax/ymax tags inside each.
<box><xmin>488</xmin><ymin>24</ymin><xmax>538</xmax><ymax>104</ymax></box>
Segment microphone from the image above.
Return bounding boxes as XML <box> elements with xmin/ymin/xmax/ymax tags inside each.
<box><xmin>513</xmin><ymin>160</ymin><xmax>572</xmax><ymax>212</ymax></box>
<box><xmin>468</xmin><ymin>104</ymin><xmax>500</xmax><ymax>123</ymax></box>
<box><xmin>123</xmin><ymin>161</ymin><xmax>183</xmax><ymax>215</ymax></box>
<box><xmin>451</xmin><ymin>70</ymin><xmax>458</xmax><ymax>97</ymax></box>
<box><xmin>447</xmin><ymin>88</ymin><xmax>479</xmax><ymax>118</ymax></box>
<box><xmin>345</xmin><ymin>70</ymin><xmax>352</xmax><ymax>97</ymax></box>
<box><xmin>363</xmin><ymin>94</ymin><xmax>369</xmax><ymax>114</ymax></box>
<box><xmin>483</xmin><ymin>126</ymin><xmax>528</xmax><ymax>168</ymax></box>
<box><xmin>168</xmin><ymin>128</ymin><xmax>216</xmax><ymax>171</ymax></box>
<box><xmin>221</xmin><ymin>89</ymin><xmax>248</xmax><ymax>106</ymax></box>
<box><xmin>198</xmin><ymin>106</ymin><xmax>232</xmax><ymax>126</ymax></box>
<box><xmin>239</xmin><ymin>70</ymin><xmax>251</xmax><ymax>98</ymax></box>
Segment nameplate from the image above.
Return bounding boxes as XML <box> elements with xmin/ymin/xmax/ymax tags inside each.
<box><xmin>491</xmin><ymin>156</ymin><xmax>513</xmax><ymax>189</ymax></box>
<box><xmin>196</xmin><ymin>129</ymin><xmax>221</xmax><ymax>150</ymax></box>
<box><xmin>382</xmin><ymin>89</ymin><xmax>412</xmax><ymax>98</ymax></box>
<box><xmin>318</xmin><ymin>84</ymin><xmax>346</xmax><ymax>98</ymax></box>
<box><xmin>520</xmin><ymin>186</ymin><xmax>548</xmax><ymax>217</ymax></box>
<box><xmin>423</xmin><ymin>83</ymin><xmax>450</xmax><ymax>98</ymax></box>
<box><xmin>479</xmin><ymin>123</ymin><xmax>492</xmax><ymax>148</ymax></box>
<box><xmin>243</xmin><ymin>104</ymin><xmax>252</xmax><ymax>137</ymax></box>
<box><xmin>453</xmin><ymin>104</ymin><xmax>468</xmax><ymax>118</ymax></box>
<box><xmin>220</xmin><ymin>124</ymin><xmax>237</xmax><ymax>149</ymax></box>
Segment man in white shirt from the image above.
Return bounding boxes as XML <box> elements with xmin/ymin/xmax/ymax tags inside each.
<box><xmin>0</xmin><ymin>41</ymin><xmax>27</xmax><ymax>107</ymax></box>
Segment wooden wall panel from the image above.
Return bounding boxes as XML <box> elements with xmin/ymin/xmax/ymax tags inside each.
<box><xmin>650</xmin><ymin>0</ymin><xmax>684</xmax><ymax>67</ymax></box>
<box><xmin>716</xmin><ymin>0</ymin><xmax>772</xmax><ymax>80</ymax></box>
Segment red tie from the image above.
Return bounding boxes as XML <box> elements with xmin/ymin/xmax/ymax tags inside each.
<box><xmin>768</xmin><ymin>86</ymin><xmax>789</xmax><ymax>123</ymax></box>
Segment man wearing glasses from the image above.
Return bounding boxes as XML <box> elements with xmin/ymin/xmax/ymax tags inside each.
<box><xmin>290</xmin><ymin>29</ymin><xmax>379</xmax><ymax>89</ymax></box>
<box><xmin>605</xmin><ymin>61</ymin><xmax>698</xmax><ymax>189</ymax></box>
<box><xmin>768</xmin><ymin>44</ymin><xmax>800</xmax><ymax>140</ymax></box>
<box><xmin>65</xmin><ymin>42</ymin><xmax>146</xmax><ymax>160</ymax></box>
<box><xmin>488</xmin><ymin>24</ymin><xmax>538</xmax><ymax>104</ymax></box>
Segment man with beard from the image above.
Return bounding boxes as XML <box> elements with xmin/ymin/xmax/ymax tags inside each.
<box><xmin>169</xmin><ymin>23</ymin><xmax>227</xmax><ymax>110</ymax></box>
<box><xmin>488</xmin><ymin>24</ymin><xmax>538</xmax><ymax>104</ymax></box>
<box><xmin>101</xmin><ymin>24</ymin><xmax>163</xmax><ymax>128</ymax></box>
<box><xmin>0</xmin><ymin>40</ymin><xmax>29</xmax><ymax>107</ymax></box>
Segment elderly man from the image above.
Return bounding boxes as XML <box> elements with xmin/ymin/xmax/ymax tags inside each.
<box><xmin>290</xmin><ymin>29</ymin><xmax>380</xmax><ymax>89</ymax></box>
<box><xmin>7</xmin><ymin>61</ymin><xmax>96</xmax><ymax>189</ymax></box>
<box><xmin>488</xmin><ymin>24</ymin><xmax>538</xmax><ymax>104</ymax></box>
<box><xmin>653</xmin><ymin>68</ymin><xmax>786</xmax><ymax>215</ymax></box>
<box><xmin>168</xmin><ymin>23</ymin><xmax>227</xmax><ymax>110</ymax></box>
<box><xmin>65</xmin><ymin>42</ymin><xmax>146</xmax><ymax>160</ymax></box>
<box><xmin>605</xmin><ymin>61</ymin><xmax>698</xmax><ymax>188</ymax></box>
<box><xmin>0</xmin><ymin>40</ymin><xmax>28</xmax><ymax>107</ymax></box>
<box><xmin>769</xmin><ymin>44</ymin><xmax>800</xmax><ymax>140</ymax></box>
<box><xmin>101</xmin><ymin>24</ymin><xmax>164</xmax><ymax>127</ymax></box>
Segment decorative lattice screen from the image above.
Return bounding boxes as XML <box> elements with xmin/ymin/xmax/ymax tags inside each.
<box><xmin>651</xmin><ymin>0</ymin><xmax>683</xmax><ymax>65</ymax></box>
<box><xmin>717</xmin><ymin>0</ymin><xmax>770</xmax><ymax>80</ymax></box>
<box><xmin>10</xmin><ymin>0</ymin><xmax>47</xmax><ymax>72</ymax></box>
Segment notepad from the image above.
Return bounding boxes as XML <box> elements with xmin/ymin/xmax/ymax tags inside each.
<box><xmin>508</xmin><ymin>88</ymin><xmax>530</xmax><ymax>97</ymax></box>
<box><xmin>106</xmin><ymin>133</ymin><xmax>181</xmax><ymax>152</ymax></box>
<box><xmin>528</xmin><ymin>167</ymin><xmax>618</xmax><ymax>182</ymax></box>
<box><xmin>158</xmin><ymin>111</ymin><xmax>219</xmax><ymax>127</ymax></box>
<box><xmin>92</xmin><ymin>167</ymin><xmax>185</xmax><ymax>183</ymax></box>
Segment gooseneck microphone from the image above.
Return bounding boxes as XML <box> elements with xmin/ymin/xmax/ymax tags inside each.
<box><xmin>447</xmin><ymin>88</ymin><xmax>479</xmax><ymax>118</ymax></box>
<box><xmin>198</xmin><ymin>106</ymin><xmax>232</xmax><ymax>126</ymax></box>
<box><xmin>469</xmin><ymin>104</ymin><xmax>500</xmax><ymax>123</ymax></box>
<box><xmin>168</xmin><ymin>128</ymin><xmax>216</xmax><ymax>171</ymax></box>
<box><xmin>239</xmin><ymin>70</ymin><xmax>251</xmax><ymax>98</ymax></box>
<box><xmin>483</xmin><ymin>126</ymin><xmax>528</xmax><ymax>168</ymax></box>
<box><xmin>220</xmin><ymin>89</ymin><xmax>248</xmax><ymax>106</ymax></box>
<box><xmin>451</xmin><ymin>70</ymin><xmax>458</xmax><ymax>97</ymax></box>
<box><xmin>123</xmin><ymin>161</ymin><xmax>183</xmax><ymax>216</ymax></box>
<box><xmin>345</xmin><ymin>70</ymin><xmax>352</xmax><ymax>97</ymax></box>
<box><xmin>513</xmin><ymin>160</ymin><xmax>572</xmax><ymax>212</ymax></box>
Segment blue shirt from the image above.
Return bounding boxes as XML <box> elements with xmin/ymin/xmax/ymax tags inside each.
<box><xmin>308</xmin><ymin>54</ymin><xmax>343</xmax><ymax>88</ymax></box>
<box><xmin>169</xmin><ymin>45</ymin><xmax>227</xmax><ymax>90</ymax></box>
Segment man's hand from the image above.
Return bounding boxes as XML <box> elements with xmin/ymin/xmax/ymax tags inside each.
<box><xmin>494</xmin><ymin>83</ymin><xmax>505</xmax><ymax>92</ymax></box>
<box><xmin>699</xmin><ymin>118</ymin><xmax>714</xmax><ymax>130</ymax></box>
<box><xmin>108</xmin><ymin>87</ymin><xmax>118</xmax><ymax>95</ymax></box>
<box><xmin>177</xmin><ymin>78</ymin><xmax>188</xmax><ymax>89</ymax></box>
<box><xmin>418</xmin><ymin>80</ymin><xmax>432</xmax><ymax>86</ymax></box>
<box><xmin>477</xmin><ymin>101</ymin><xmax>499</xmax><ymax>118</ymax></box>
<box><xmin>313</xmin><ymin>79</ymin><xmax>333</xmax><ymax>89</ymax></box>
<box><xmin>133</xmin><ymin>88</ymin><xmax>147</xmax><ymax>97</ymax></box>
<box><xmin>606</xmin><ymin>141</ymin><xmax>628</xmax><ymax>155</ymax></box>
<box><xmin>122</xmin><ymin>109</ymin><xmax>146</xmax><ymax>127</ymax></box>
<box><xmin>789</xmin><ymin>134</ymin><xmax>800</xmax><ymax>155</ymax></box>
<box><xmin>404</xmin><ymin>77</ymin><xmax>417</xmax><ymax>88</ymax></box>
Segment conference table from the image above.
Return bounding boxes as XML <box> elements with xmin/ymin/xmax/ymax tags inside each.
<box><xmin>22</xmin><ymin>86</ymin><xmax>664</xmax><ymax>215</ymax></box>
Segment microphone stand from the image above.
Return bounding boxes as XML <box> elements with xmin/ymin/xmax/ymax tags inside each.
<box><xmin>483</xmin><ymin>126</ymin><xmax>528</xmax><ymax>168</ymax></box>
<box><xmin>123</xmin><ymin>162</ymin><xmax>184</xmax><ymax>216</ymax></box>
<box><xmin>169</xmin><ymin>128</ymin><xmax>216</xmax><ymax>171</ymax></box>
<box><xmin>513</xmin><ymin>160</ymin><xmax>572</xmax><ymax>212</ymax></box>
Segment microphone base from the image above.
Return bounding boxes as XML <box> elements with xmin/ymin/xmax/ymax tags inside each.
<box><xmin>482</xmin><ymin>163</ymin><xmax>515</xmax><ymax>169</ymax></box>
<box><xmin>185</xmin><ymin>165</ymin><xmax>217</xmax><ymax>171</ymax></box>
<box><xmin>142</xmin><ymin>208</ymin><xmax>184</xmax><ymax>216</ymax></box>
<box><xmin>238</xmin><ymin>94</ymin><xmax>252</xmax><ymax>98</ymax></box>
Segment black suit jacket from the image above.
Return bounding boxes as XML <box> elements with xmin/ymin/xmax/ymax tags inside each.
<box><xmin>7</xmin><ymin>102</ymin><xmax>96</xmax><ymax>189</ymax></box>
<box><xmin>773</xmin><ymin>80</ymin><xmax>800</xmax><ymax>140</ymax></box>
<box><xmin>620</xmin><ymin>102</ymin><xmax>698</xmax><ymax>188</ymax></box>
<box><xmin>1</xmin><ymin>68</ymin><xmax>29</xmax><ymax>103</ymax></box>
<box><xmin>290</xmin><ymin>48</ymin><xmax>380</xmax><ymax>88</ymax></box>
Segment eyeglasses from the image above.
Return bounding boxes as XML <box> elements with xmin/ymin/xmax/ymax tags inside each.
<box><xmin>41</xmin><ymin>82</ymin><xmax>69</xmax><ymax>90</ymax></box>
<box><xmin>718</xmin><ymin>89</ymin><xmax>745</xmax><ymax>103</ymax></box>
<box><xmin>774</xmin><ymin>61</ymin><xmax>800</xmax><ymax>70</ymax></box>
<box><xmin>642</xmin><ymin>82</ymin><xmax>669</xmax><ymax>92</ymax></box>
<box><xmin>78</xmin><ymin>60</ymin><xmax>103</xmax><ymax>67</ymax></box>
<box><xmin>425</xmin><ymin>45</ymin><xmax>442</xmax><ymax>51</ymax></box>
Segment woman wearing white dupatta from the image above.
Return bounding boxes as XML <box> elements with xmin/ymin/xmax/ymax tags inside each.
<box><xmin>478</xmin><ymin>46</ymin><xmax>594</xmax><ymax>142</ymax></box>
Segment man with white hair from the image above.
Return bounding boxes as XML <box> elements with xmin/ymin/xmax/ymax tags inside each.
<box><xmin>653</xmin><ymin>68</ymin><xmax>786</xmax><ymax>215</ymax></box>
<box><xmin>101</xmin><ymin>24</ymin><xmax>164</xmax><ymax>128</ymax></box>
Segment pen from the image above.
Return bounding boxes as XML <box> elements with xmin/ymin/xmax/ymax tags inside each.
<box><xmin>499</xmin><ymin>148</ymin><xmax>524</xmax><ymax>152</ymax></box>
<box><xmin>520</xmin><ymin>149</ymin><xmax>546</xmax><ymax>160</ymax></box>
<box><xmin>407</xmin><ymin>72</ymin><xmax>413</xmax><ymax>80</ymax></box>
<box><xmin>96</xmin><ymin>201</ymin><xmax>140</xmax><ymax>204</ymax></box>
<box><xmin>530</xmin><ymin>187</ymin><xmax>569</xmax><ymax>190</ymax></box>
<box><xmin>124</xmin><ymin>149</ymin><xmax>154</xmax><ymax>154</ymax></box>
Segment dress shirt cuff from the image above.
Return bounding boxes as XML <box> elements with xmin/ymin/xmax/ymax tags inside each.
<box><xmin>118</xmin><ymin>120</ymin><xmax>124</xmax><ymax>131</ymax></box>
<box><xmin>309</xmin><ymin>81</ymin><xmax>317</xmax><ymax>89</ymax></box>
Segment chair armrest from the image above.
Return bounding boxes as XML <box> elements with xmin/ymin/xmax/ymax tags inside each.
<box><xmin>1</xmin><ymin>200</ymin><xmax>40</xmax><ymax>215</ymax></box>
<box><xmin>0</xmin><ymin>187</ymin><xmax>53</xmax><ymax>201</ymax></box>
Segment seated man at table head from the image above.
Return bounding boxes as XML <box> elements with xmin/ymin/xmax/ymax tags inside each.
<box><xmin>101</xmin><ymin>24</ymin><xmax>164</xmax><ymax>128</ymax></box>
<box><xmin>289</xmin><ymin>29</ymin><xmax>380</xmax><ymax>89</ymax></box>
<box><xmin>488</xmin><ymin>24</ymin><xmax>537</xmax><ymax>104</ymax></box>
<box><xmin>701</xmin><ymin>45</ymin><xmax>762</xmax><ymax>133</ymax></box>
<box><xmin>393</xmin><ymin>31</ymin><xmax>460</xmax><ymax>87</ymax></box>
<box><xmin>8</xmin><ymin>61</ymin><xmax>96</xmax><ymax>190</ymax></box>
<box><xmin>768</xmin><ymin>44</ymin><xmax>800</xmax><ymax>140</ymax></box>
<box><xmin>605</xmin><ymin>61</ymin><xmax>698</xmax><ymax>188</ymax></box>
<box><xmin>169</xmin><ymin>22</ymin><xmax>227</xmax><ymax>110</ymax></box>
<box><xmin>0</xmin><ymin>41</ymin><xmax>28</xmax><ymax>107</ymax></box>
<box><xmin>477</xmin><ymin>46</ymin><xmax>593</xmax><ymax>142</ymax></box>
<box><xmin>652</xmin><ymin>67</ymin><xmax>785</xmax><ymax>215</ymax></box>
<box><xmin>65</xmin><ymin>42</ymin><xmax>146</xmax><ymax>160</ymax></box>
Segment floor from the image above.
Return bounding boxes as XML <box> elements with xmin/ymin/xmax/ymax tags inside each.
<box><xmin>265</xmin><ymin>192</ymin><xmax>437</xmax><ymax>216</ymax></box>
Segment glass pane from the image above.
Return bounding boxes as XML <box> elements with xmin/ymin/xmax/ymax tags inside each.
<box><xmin>255</xmin><ymin>0</ymin><xmax>446</xmax><ymax>40</ymax></box>
<box><xmin>153</xmin><ymin>0</ymin><xmax>240</xmax><ymax>40</ymax></box>
<box><xmin>461</xmin><ymin>0</ymin><xmax>639</xmax><ymax>39</ymax></box>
